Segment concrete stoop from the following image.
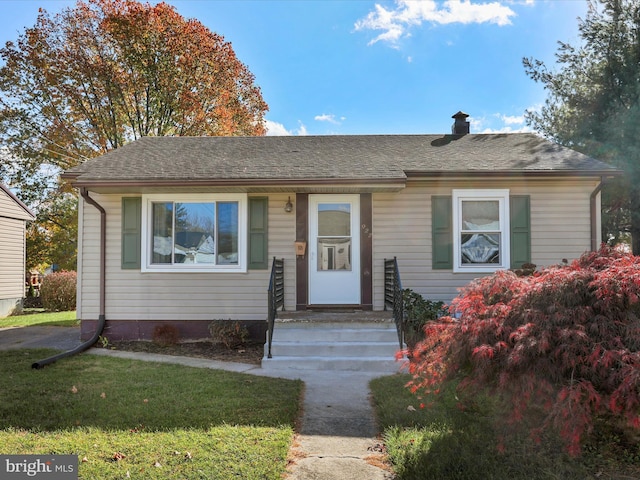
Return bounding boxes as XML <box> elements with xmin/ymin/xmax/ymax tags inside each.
<box><xmin>261</xmin><ymin>314</ymin><xmax>405</xmax><ymax>373</ymax></box>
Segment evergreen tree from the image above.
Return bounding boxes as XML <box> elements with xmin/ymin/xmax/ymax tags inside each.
<box><xmin>524</xmin><ymin>0</ymin><xmax>640</xmax><ymax>251</ymax></box>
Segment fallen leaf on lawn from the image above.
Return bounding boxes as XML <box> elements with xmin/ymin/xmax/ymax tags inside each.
<box><xmin>112</xmin><ymin>452</ymin><xmax>125</xmax><ymax>461</ymax></box>
<box><xmin>184</xmin><ymin>452</ymin><xmax>192</xmax><ymax>460</ymax></box>
<box><xmin>81</xmin><ymin>457</ymin><xmax>88</xmax><ymax>463</ymax></box>
<box><xmin>407</xmin><ymin>405</ymin><xmax>416</xmax><ymax>411</ymax></box>
<box><xmin>153</xmin><ymin>461</ymin><xmax>162</xmax><ymax>468</ymax></box>
<box><xmin>143</xmin><ymin>399</ymin><xmax>149</xmax><ymax>403</ymax></box>
<box><xmin>100</xmin><ymin>392</ymin><xmax>106</xmax><ymax>399</ymax></box>
<box><xmin>71</xmin><ymin>386</ymin><xmax>78</xmax><ymax>394</ymax></box>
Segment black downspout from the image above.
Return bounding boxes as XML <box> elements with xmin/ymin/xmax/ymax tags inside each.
<box><xmin>32</xmin><ymin>188</ymin><xmax>107</xmax><ymax>369</ymax></box>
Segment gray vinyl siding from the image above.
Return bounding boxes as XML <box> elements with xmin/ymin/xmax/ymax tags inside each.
<box><xmin>76</xmin><ymin>193</ymin><xmax>296</xmax><ymax>321</ymax></box>
<box><xmin>77</xmin><ymin>178</ymin><xmax>600</xmax><ymax>320</ymax></box>
<box><xmin>0</xmin><ymin>217</ymin><xmax>27</xmax><ymax>301</ymax></box>
<box><xmin>372</xmin><ymin>178</ymin><xmax>599</xmax><ymax>307</ymax></box>
<box><xmin>0</xmin><ymin>188</ymin><xmax>33</xmax><ymax>221</ymax></box>
<box><xmin>0</xmin><ymin>188</ymin><xmax>32</xmax><ymax>312</ymax></box>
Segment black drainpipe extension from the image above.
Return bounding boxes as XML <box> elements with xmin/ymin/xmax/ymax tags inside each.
<box><xmin>32</xmin><ymin>188</ymin><xmax>107</xmax><ymax>369</ymax></box>
<box><xmin>590</xmin><ymin>177</ymin><xmax>605</xmax><ymax>252</ymax></box>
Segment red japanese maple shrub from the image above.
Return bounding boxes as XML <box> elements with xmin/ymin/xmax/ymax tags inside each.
<box><xmin>406</xmin><ymin>245</ymin><xmax>640</xmax><ymax>456</ymax></box>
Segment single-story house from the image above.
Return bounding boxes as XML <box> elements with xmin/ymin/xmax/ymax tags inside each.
<box><xmin>0</xmin><ymin>183</ymin><xmax>35</xmax><ymax>317</ymax></box>
<box><xmin>61</xmin><ymin>113</ymin><xmax>620</xmax><ymax>342</ymax></box>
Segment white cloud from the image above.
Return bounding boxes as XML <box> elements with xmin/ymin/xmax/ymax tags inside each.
<box><xmin>315</xmin><ymin>114</ymin><xmax>346</xmax><ymax>125</ymax></box>
<box><xmin>501</xmin><ymin>114</ymin><xmax>525</xmax><ymax>125</ymax></box>
<box><xmin>265</xmin><ymin>120</ymin><xmax>291</xmax><ymax>136</ymax></box>
<box><xmin>314</xmin><ymin>114</ymin><xmax>340</xmax><ymax>124</ymax></box>
<box><xmin>479</xmin><ymin>125</ymin><xmax>532</xmax><ymax>134</ymax></box>
<box><xmin>265</xmin><ymin>120</ymin><xmax>309</xmax><ymax>136</ymax></box>
<box><xmin>473</xmin><ymin>111</ymin><xmax>532</xmax><ymax>133</ymax></box>
<box><xmin>355</xmin><ymin>0</ymin><xmax>517</xmax><ymax>46</ymax></box>
<box><xmin>296</xmin><ymin>122</ymin><xmax>309</xmax><ymax>136</ymax></box>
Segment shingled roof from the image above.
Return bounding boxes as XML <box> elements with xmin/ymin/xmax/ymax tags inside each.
<box><xmin>62</xmin><ymin>133</ymin><xmax>619</xmax><ymax>189</ymax></box>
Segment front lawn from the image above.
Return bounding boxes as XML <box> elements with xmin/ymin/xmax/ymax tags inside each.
<box><xmin>0</xmin><ymin>349</ymin><xmax>302</xmax><ymax>479</ymax></box>
<box><xmin>371</xmin><ymin>374</ymin><xmax>640</xmax><ymax>480</ymax></box>
<box><xmin>0</xmin><ymin>310</ymin><xmax>78</xmax><ymax>327</ymax></box>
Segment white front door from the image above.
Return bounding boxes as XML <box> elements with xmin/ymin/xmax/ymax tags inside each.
<box><xmin>308</xmin><ymin>194</ymin><xmax>360</xmax><ymax>305</ymax></box>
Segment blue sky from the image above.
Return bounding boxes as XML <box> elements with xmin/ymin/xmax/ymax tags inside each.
<box><xmin>1</xmin><ymin>0</ymin><xmax>588</xmax><ymax>136</ymax></box>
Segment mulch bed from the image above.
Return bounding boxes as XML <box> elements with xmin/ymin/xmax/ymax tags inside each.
<box><xmin>105</xmin><ymin>340</ymin><xmax>265</xmax><ymax>365</ymax></box>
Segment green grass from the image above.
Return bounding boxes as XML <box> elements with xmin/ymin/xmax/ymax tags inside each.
<box><xmin>1</xmin><ymin>310</ymin><xmax>78</xmax><ymax>327</ymax></box>
<box><xmin>0</xmin><ymin>349</ymin><xmax>302</xmax><ymax>479</ymax></box>
<box><xmin>371</xmin><ymin>374</ymin><xmax>640</xmax><ymax>480</ymax></box>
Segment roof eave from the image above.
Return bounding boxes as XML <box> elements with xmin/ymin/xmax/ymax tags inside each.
<box><xmin>0</xmin><ymin>184</ymin><xmax>36</xmax><ymax>220</ymax></box>
<box><xmin>60</xmin><ymin>171</ymin><xmax>82</xmax><ymax>181</ymax></box>
<box><xmin>405</xmin><ymin>169</ymin><xmax>623</xmax><ymax>178</ymax></box>
<box><xmin>65</xmin><ymin>176</ymin><xmax>408</xmax><ymax>192</ymax></box>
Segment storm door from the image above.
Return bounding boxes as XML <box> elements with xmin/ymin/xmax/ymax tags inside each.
<box><xmin>308</xmin><ymin>195</ymin><xmax>360</xmax><ymax>305</ymax></box>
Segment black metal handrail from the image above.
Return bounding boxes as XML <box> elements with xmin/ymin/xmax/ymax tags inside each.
<box><xmin>384</xmin><ymin>257</ymin><xmax>404</xmax><ymax>349</ymax></box>
<box><xmin>267</xmin><ymin>257</ymin><xmax>285</xmax><ymax>358</ymax></box>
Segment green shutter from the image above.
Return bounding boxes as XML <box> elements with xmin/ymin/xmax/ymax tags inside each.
<box><xmin>510</xmin><ymin>195</ymin><xmax>531</xmax><ymax>269</ymax></box>
<box><xmin>432</xmin><ymin>195</ymin><xmax>453</xmax><ymax>270</ymax></box>
<box><xmin>248</xmin><ymin>197</ymin><xmax>269</xmax><ymax>270</ymax></box>
<box><xmin>121</xmin><ymin>197</ymin><xmax>141</xmax><ymax>269</ymax></box>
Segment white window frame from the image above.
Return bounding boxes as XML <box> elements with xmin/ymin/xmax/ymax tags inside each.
<box><xmin>141</xmin><ymin>193</ymin><xmax>247</xmax><ymax>273</ymax></box>
<box><xmin>452</xmin><ymin>189</ymin><xmax>510</xmax><ymax>273</ymax></box>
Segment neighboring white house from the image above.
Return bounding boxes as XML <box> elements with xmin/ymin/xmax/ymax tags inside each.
<box><xmin>62</xmin><ymin>113</ymin><xmax>621</xmax><ymax>342</ymax></box>
<box><xmin>0</xmin><ymin>183</ymin><xmax>35</xmax><ymax>317</ymax></box>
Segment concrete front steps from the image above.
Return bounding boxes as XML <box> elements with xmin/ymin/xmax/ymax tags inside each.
<box><xmin>261</xmin><ymin>311</ymin><xmax>406</xmax><ymax>373</ymax></box>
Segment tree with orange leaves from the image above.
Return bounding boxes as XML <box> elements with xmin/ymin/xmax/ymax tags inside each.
<box><xmin>1</xmin><ymin>0</ymin><xmax>267</xmax><ymax>176</ymax></box>
<box><xmin>0</xmin><ymin>0</ymin><xmax>268</xmax><ymax>269</ymax></box>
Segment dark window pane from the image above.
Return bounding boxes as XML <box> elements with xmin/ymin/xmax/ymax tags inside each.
<box><xmin>461</xmin><ymin>233</ymin><xmax>500</xmax><ymax>264</ymax></box>
<box><xmin>152</xmin><ymin>202</ymin><xmax>173</xmax><ymax>264</ymax></box>
<box><xmin>318</xmin><ymin>203</ymin><xmax>351</xmax><ymax>236</ymax></box>
<box><xmin>317</xmin><ymin>237</ymin><xmax>352</xmax><ymax>271</ymax></box>
<box><xmin>174</xmin><ymin>203</ymin><xmax>216</xmax><ymax>264</ymax></box>
<box><xmin>217</xmin><ymin>202</ymin><xmax>239</xmax><ymax>264</ymax></box>
<box><xmin>150</xmin><ymin>199</ymin><xmax>240</xmax><ymax>267</ymax></box>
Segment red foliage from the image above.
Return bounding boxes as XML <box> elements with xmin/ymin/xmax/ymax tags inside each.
<box><xmin>407</xmin><ymin>245</ymin><xmax>640</xmax><ymax>455</ymax></box>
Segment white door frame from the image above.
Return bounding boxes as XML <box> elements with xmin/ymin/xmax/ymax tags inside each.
<box><xmin>308</xmin><ymin>194</ymin><xmax>360</xmax><ymax>305</ymax></box>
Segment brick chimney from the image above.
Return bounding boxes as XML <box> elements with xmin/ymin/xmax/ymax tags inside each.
<box><xmin>451</xmin><ymin>111</ymin><xmax>470</xmax><ymax>135</ymax></box>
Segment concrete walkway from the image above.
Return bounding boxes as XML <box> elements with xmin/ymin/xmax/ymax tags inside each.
<box><xmin>0</xmin><ymin>326</ymin><xmax>397</xmax><ymax>479</ymax></box>
<box><xmin>275</xmin><ymin>369</ymin><xmax>395</xmax><ymax>480</ymax></box>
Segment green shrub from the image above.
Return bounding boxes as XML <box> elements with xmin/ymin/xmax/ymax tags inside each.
<box><xmin>209</xmin><ymin>320</ymin><xmax>249</xmax><ymax>349</ymax></box>
<box><xmin>39</xmin><ymin>271</ymin><xmax>76</xmax><ymax>311</ymax></box>
<box><xmin>402</xmin><ymin>289</ymin><xmax>447</xmax><ymax>347</ymax></box>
